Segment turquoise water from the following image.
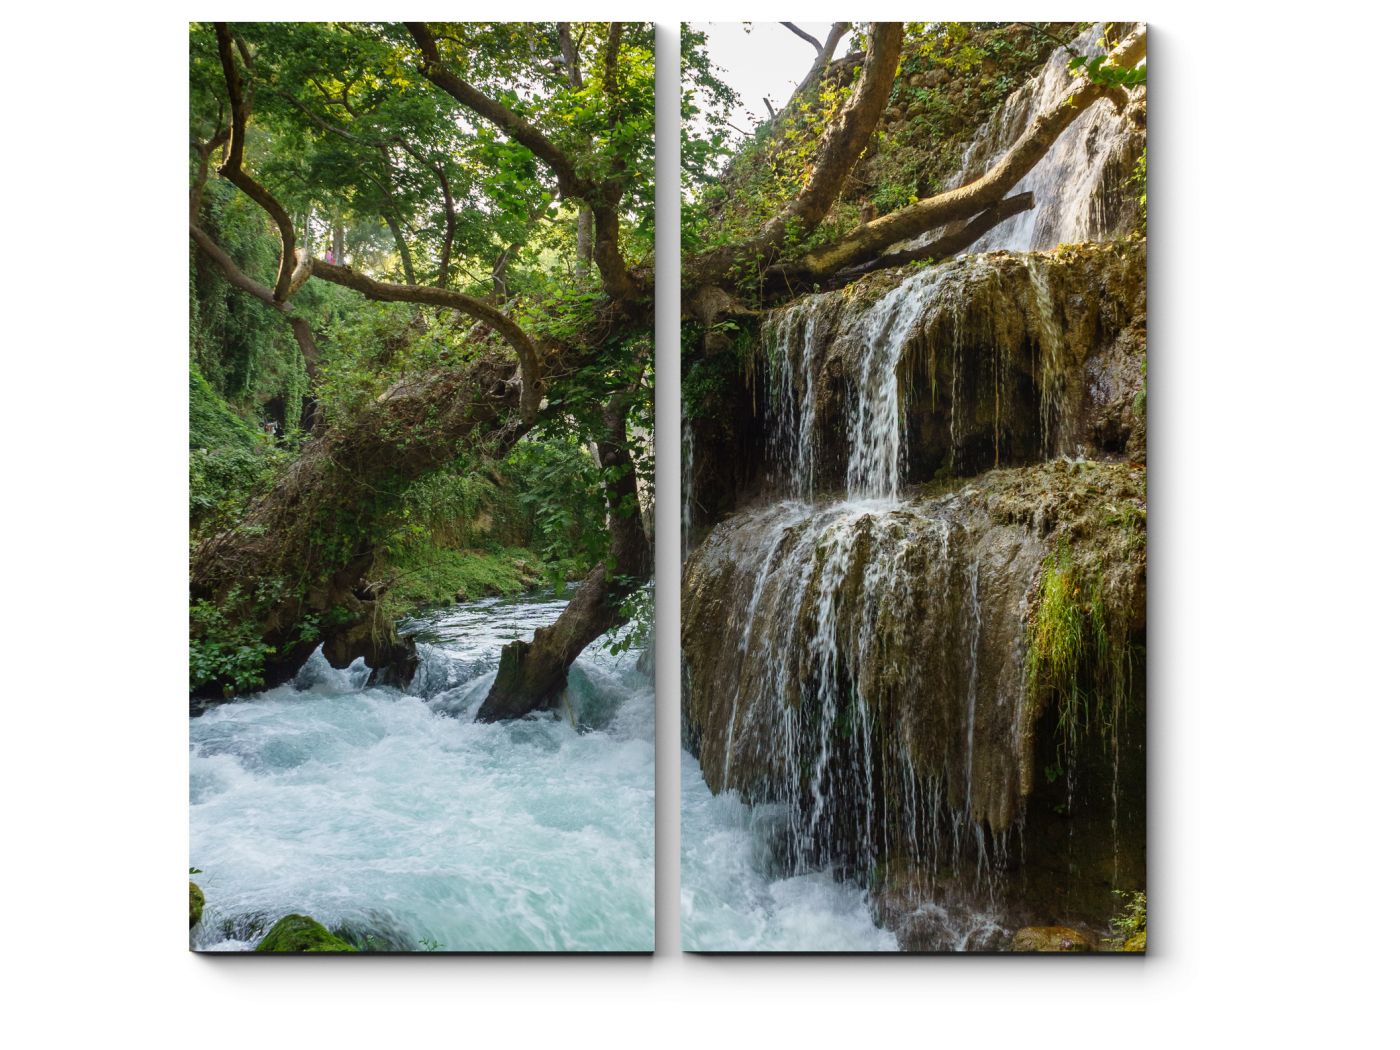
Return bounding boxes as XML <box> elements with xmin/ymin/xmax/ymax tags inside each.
<box><xmin>189</xmin><ymin>593</ymin><xmax>654</xmax><ymax>952</ymax></box>
<box><xmin>681</xmin><ymin>752</ymin><xmax>896</xmax><ymax>951</ymax></box>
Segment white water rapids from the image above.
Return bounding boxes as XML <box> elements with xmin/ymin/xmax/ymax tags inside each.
<box><xmin>192</xmin><ymin>589</ymin><xmax>896</xmax><ymax>951</ymax></box>
<box><xmin>190</xmin><ymin>593</ymin><xmax>655</xmax><ymax>952</ymax></box>
<box><xmin>682</xmin><ymin>752</ymin><xmax>897</xmax><ymax>951</ymax></box>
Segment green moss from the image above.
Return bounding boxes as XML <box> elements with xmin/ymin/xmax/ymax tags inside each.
<box><xmin>189</xmin><ymin>882</ymin><xmax>205</xmax><ymax>928</ymax></box>
<box><xmin>1010</xmin><ymin>926</ymin><xmax>1094</xmax><ymax>952</ymax></box>
<box><xmin>1027</xmin><ymin>542</ymin><xmax>1134</xmax><ymax>759</ymax></box>
<box><xmin>255</xmin><ymin>914</ymin><xmax>357</xmax><ymax>953</ymax></box>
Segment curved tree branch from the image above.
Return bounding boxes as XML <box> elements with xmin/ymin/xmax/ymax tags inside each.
<box><xmin>823</xmin><ymin>192</ymin><xmax>1036</xmax><ymax>288</ymax></box>
<box><xmin>190</xmin><ymin>223</ymin><xmax>284</xmax><ymax>310</ymax></box>
<box><xmin>781</xmin><ymin>22</ymin><xmax>824</xmax><ymax>51</ymax></box>
<box><xmin>690</xmin><ymin>22</ymin><xmax>903</xmax><ymax>286</ymax></box>
<box><xmin>308</xmin><ymin>258</ymin><xmax>543</xmax><ymax>422</ymax></box>
<box><xmin>405</xmin><ymin>22</ymin><xmax>586</xmax><ymax>199</ymax></box>
<box><xmin>214</xmin><ymin>24</ymin><xmax>299</xmax><ymax>302</ymax></box>
<box><xmin>788</xmin><ymin>27</ymin><xmax>1147</xmax><ymax>281</ymax></box>
<box><xmin>789</xmin><ymin>22</ymin><xmax>852</xmax><ymax>102</ymax></box>
<box><xmin>190</xmin><ymin>224</ymin><xmax>320</xmax><ymax>385</ymax></box>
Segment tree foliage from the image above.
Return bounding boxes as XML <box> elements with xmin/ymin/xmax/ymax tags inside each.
<box><xmin>189</xmin><ymin>22</ymin><xmax>656</xmax><ymax>701</ymax></box>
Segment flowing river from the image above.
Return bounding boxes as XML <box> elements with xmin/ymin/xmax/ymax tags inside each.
<box><xmin>191</xmin><ymin>589</ymin><xmax>893</xmax><ymax>951</ymax></box>
<box><xmin>190</xmin><ymin>592</ymin><xmax>654</xmax><ymax>952</ymax></box>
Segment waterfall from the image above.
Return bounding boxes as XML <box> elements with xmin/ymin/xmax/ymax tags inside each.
<box><xmin>710</xmin><ymin>247</ymin><xmax>1143</xmax><ymax>860</ymax></box>
<box><xmin>682</xmin><ymin>26</ymin><xmax>1147</xmax><ymax>950</ymax></box>
<box><xmin>910</xmin><ymin>23</ymin><xmax>1145</xmax><ymax>257</ymax></box>
<box><xmin>759</xmin><ymin>244</ymin><xmax>1145</xmax><ymax>497</ymax></box>
<box><xmin>843</xmin><ymin>269</ymin><xmax>956</xmax><ymax>500</ymax></box>
<box><xmin>765</xmin><ymin>266</ymin><xmax>958</xmax><ymax>501</ymax></box>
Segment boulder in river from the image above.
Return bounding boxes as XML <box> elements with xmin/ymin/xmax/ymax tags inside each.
<box><xmin>255</xmin><ymin>914</ymin><xmax>357</xmax><ymax>953</ymax></box>
<box><xmin>189</xmin><ymin>882</ymin><xmax>204</xmax><ymax>928</ymax></box>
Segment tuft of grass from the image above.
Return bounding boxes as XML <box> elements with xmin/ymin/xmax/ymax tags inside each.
<box><xmin>1026</xmin><ymin>543</ymin><xmax>1133</xmax><ymax>759</ymax></box>
<box><xmin>1027</xmin><ymin>549</ymin><xmax>1087</xmax><ymax>754</ymax></box>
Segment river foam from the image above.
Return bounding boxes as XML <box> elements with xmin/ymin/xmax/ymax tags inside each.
<box><xmin>190</xmin><ymin>592</ymin><xmax>654</xmax><ymax>952</ymax></box>
<box><xmin>682</xmin><ymin>754</ymin><xmax>896</xmax><ymax>952</ymax></box>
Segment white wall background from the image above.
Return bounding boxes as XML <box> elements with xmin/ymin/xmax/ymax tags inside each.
<box><xmin>3</xmin><ymin>3</ymin><xmax>1395</xmax><ymax>1046</ymax></box>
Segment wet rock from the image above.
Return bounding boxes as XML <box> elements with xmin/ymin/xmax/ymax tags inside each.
<box><xmin>255</xmin><ymin>914</ymin><xmax>357</xmax><ymax>953</ymax></box>
<box><xmin>682</xmin><ymin>459</ymin><xmax>1146</xmax><ymax>935</ymax></box>
<box><xmin>189</xmin><ymin>882</ymin><xmax>204</xmax><ymax>928</ymax></box>
<box><xmin>757</xmin><ymin>243</ymin><xmax>1145</xmax><ymax>494</ymax></box>
<box><xmin>1011</xmin><ymin>926</ymin><xmax>1093</xmax><ymax>952</ymax></box>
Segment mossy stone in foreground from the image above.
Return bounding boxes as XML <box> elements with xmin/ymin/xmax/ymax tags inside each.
<box><xmin>1010</xmin><ymin>926</ymin><xmax>1093</xmax><ymax>952</ymax></box>
<box><xmin>189</xmin><ymin>882</ymin><xmax>204</xmax><ymax>928</ymax></box>
<box><xmin>255</xmin><ymin>914</ymin><xmax>357</xmax><ymax>953</ymax></box>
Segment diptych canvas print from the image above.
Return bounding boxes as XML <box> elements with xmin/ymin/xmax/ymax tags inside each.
<box><xmin>189</xmin><ymin>20</ymin><xmax>1145</xmax><ymax>954</ymax></box>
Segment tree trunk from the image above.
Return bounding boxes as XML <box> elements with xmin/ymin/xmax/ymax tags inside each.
<box><xmin>383</xmin><ymin>210</ymin><xmax>417</xmax><ymax>285</ymax></box>
<box><xmin>476</xmin><ymin>395</ymin><xmax>650</xmax><ymax>722</ymax></box>
<box><xmin>689</xmin><ymin>23</ymin><xmax>903</xmax><ymax>286</ymax></box>
<box><xmin>787</xmin><ymin>22</ymin><xmax>852</xmax><ymax>103</ymax></box>
<box><xmin>812</xmin><ymin>192</ymin><xmax>1036</xmax><ymax>290</ymax></box>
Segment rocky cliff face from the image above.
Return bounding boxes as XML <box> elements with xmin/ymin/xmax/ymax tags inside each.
<box><xmin>760</xmin><ymin>241</ymin><xmax>1145</xmax><ymax>498</ymax></box>
<box><xmin>683</xmin><ymin>459</ymin><xmax>1145</xmax><ymax>948</ymax></box>
<box><xmin>682</xmin><ymin>240</ymin><xmax>1146</xmax><ymax>948</ymax></box>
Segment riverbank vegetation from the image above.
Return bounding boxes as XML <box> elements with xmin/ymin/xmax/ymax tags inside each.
<box><xmin>189</xmin><ymin>22</ymin><xmax>656</xmax><ymax>718</ymax></box>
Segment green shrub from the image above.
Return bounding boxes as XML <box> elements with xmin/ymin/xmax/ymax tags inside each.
<box><xmin>189</xmin><ymin>589</ymin><xmax>276</xmax><ymax>694</ymax></box>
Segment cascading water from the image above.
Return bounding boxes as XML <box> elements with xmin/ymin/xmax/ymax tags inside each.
<box><xmin>682</xmin><ymin>36</ymin><xmax>1148</xmax><ymax>937</ymax></box>
<box><xmin>682</xmin><ymin>241</ymin><xmax>1148</xmax><ymax>946</ymax></box>
<box><xmin>917</xmin><ymin>22</ymin><xmax>1145</xmax><ymax>256</ymax></box>
<box><xmin>190</xmin><ymin>592</ymin><xmax>655</xmax><ymax>952</ymax></box>
<box><xmin>684</xmin><ymin>276</ymin><xmax>1055</xmax><ymax>948</ymax></box>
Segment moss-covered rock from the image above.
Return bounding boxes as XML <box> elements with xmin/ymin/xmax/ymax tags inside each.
<box><xmin>684</xmin><ymin>458</ymin><xmax>1144</xmax><ymax>819</ymax></box>
<box><xmin>1011</xmin><ymin>926</ymin><xmax>1094</xmax><ymax>952</ymax></box>
<box><xmin>189</xmin><ymin>882</ymin><xmax>205</xmax><ymax>928</ymax></box>
<box><xmin>753</xmin><ymin>243</ymin><xmax>1146</xmax><ymax>497</ymax></box>
<box><xmin>682</xmin><ymin>458</ymin><xmax>1146</xmax><ymax>945</ymax></box>
<box><xmin>254</xmin><ymin>914</ymin><xmax>357</xmax><ymax>953</ymax></box>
